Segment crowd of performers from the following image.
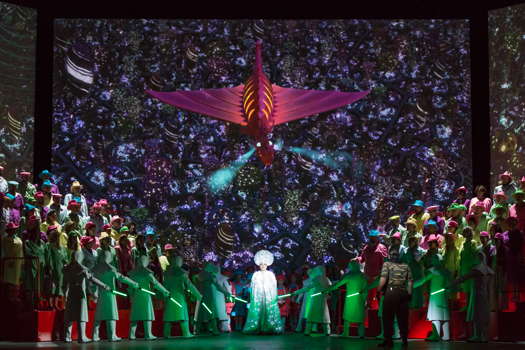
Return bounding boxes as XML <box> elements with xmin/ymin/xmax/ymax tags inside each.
<box><xmin>1</xmin><ymin>166</ymin><xmax>525</xmax><ymax>345</ymax></box>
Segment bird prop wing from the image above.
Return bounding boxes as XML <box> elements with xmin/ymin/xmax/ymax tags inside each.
<box><xmin>146</xmin><ymin>85</ymin><xmax>246</xmax><ymax>125</ymax></box>
<box><xmin>272</xmin><ymin>85</ymin><xmax>370</xmax><ymax>125</ymax></box>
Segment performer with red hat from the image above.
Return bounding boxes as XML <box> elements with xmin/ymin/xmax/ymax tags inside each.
<box><xmin>469</xmin><ymin>185</ymin><xmax>492</xmax><ymax>215</ymax></box>
<box><xmin>49</xmin><ymin>193</ymin><xmax>68</xmax><ymax>224</ymax></box>
<box><xmin>64</xmin><ymin>181</ymin><xmax>89</xmax><ymax>217</ymax></box>
<box><xmin>90</xmin><ymin>203</ymin><xmax>108</xmax><ymax>235</ymax></box>
<box><xmin>469</xmin><ymin>201</ymin><xmax>490</xmax><ymax>244</ymax></box>
<box><xmin>66</xmin><ymin>200</ymin><xmax>90</xmax><ymax>229</ymax></box>
<box><xmin>115</xmin><ymin>235</ymin><xmax>134</xmax><ymax>276</ymax></box>
<box><xmin>453</xmin><ymin>186</ymin><xmax>471</xmax><ymax>210</ymax></box>
<box><xmin>1</xmin><ymin>222</ymin><xmax>23</xmax><ymax>300</ymax></box>
<box><xmin>445</xmin><ymin>204</ymin><xmax>467</xmax><ymax>243</ymax></box>
<box><xmin>354</xmin><ymin>230</ymin><xmax>388</xmax><ymax>310</ymax></box>
<box><xmin>490</xmin><ymin>192</ymin><xmax>509</xmax><ymax>219</ymax></box>
<box><xmin>494</xmin><ymin>171</ymin><xmax>518</xmax><ymax>204</ymax></box>
<box><xmin>34</xmin><ymin>191</ymin><xmax>50</xmax><ymax>219</ymax></box>
<box><xmin>45</xmin><ymin>225</ymin><xmax>68</xmax><ymax>310</ymax></box>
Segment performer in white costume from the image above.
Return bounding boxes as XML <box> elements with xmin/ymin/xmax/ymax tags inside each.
<box><xmin>243</xmin><ymin>250</ymin><xmax>283</xmax><ymax>334</ymax></box>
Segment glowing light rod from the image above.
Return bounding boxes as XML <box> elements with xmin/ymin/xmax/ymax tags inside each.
<box><xmin>278</xmin><ymin>293</ymin><xmax>291</xmax><ymax>299</ymax></box>
<box><xmin>201</xmin><ymin>302</ymin><xmax>212</xmax><ymax>314</ymax></box>
<box><xmin>346</xmin><ymin>292</ymin><xmax>360</xmax><ymax>298</ymax></box>
<box><xmin>431</xmin><ymin>288</ymin><xmax>446</xmax><ymax>296</ymax></box>
<box><xmin>233</xmin><ymin>296</ymin><xmax>248</xmax><ymax>304</ymax></box>
<box><xmin>170</xmin><ymin>297</ymin><xmax>182</xmax><ymax>308</ymax></box>
<box><xmin>112</xmin><ymin>290</ymin><xmax>127</xmax><ymax>297</ymax></box>
<box><xmin>141</xmin><ymin>288</ymin><xmax>156</xmax><ymax>296</ymax></box>
<box><xmin>311</xmin><ymin>292</ymin><xmax>322</xmax><ymax>297</ymax></box>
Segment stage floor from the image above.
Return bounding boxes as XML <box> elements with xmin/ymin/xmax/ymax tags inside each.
<box><xmin>0</xmin><ymin>333</ymin><xmax>524</xmax><ymax>350</ymax></box>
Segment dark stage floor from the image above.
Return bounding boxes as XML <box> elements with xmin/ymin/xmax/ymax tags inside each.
<box><xmin>0</xmin><ymin>334</ymin><xmax>524</xmax><ymax>350</ymax></box>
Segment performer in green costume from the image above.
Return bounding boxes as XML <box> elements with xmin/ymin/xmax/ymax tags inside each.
<box><xmin>292</xmin><ymin>265</ymin><xmax>332</xmax><ymax>336</ymax></box>
<box><xmin>413</xmin><ymin>254</ymin><xmax>451</xmax><ymax>341</ymax></box>
<box><xmin>325</xmin><ymin>261</ymin><xmax>369</xmax><ymax>338</ymax></box>
<box><xmin>63</xmin><ymin>250</ymin><xmax>109</xmax><ymax>343</ymax></box>
<box><xmin>92</xmin><ymin>250</ymin><xmax>139</xmax><ymax>341</ymax></box>
<box><xmin>128</xmin><ymin>255</ymin><xmax>170</xmax><ymax>340</ymax></box>
<box><xmin>45</xmin><ymin>226</ymin><xmax>68</xmax><ymax>309</ymax></box>
<box><xmin>193</xmin><ymin>263</ymin><xmax>232</xmax><ymax>335</ymax></box>
<box><xmin>163</xmin><ymin>255</ymin><xmax>202</xmax><ymax>338</ymax></box>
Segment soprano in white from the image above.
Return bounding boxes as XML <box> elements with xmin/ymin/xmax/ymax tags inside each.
<box><xmin>242</xmin><ymin>250</ymin><xmax>283</xmax><ymax>334</ymax></box>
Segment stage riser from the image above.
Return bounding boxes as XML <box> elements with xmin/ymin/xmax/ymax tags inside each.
<box><xmin>8</xmin><ymin>308</ymin><xmax>518</xmax><ymax>342</ymax></box>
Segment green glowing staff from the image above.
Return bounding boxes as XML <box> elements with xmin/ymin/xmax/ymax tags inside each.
<box><xmin>201</xmin><ymin>301</ymin><xmax>213</xmax><ymax>314</ymax></box>
<box><xmin>112</xmin><ymin>290</ymin><xmax>127</xmax><ymax>297</ymax></box>
<box><xmin>233</xmin><ymin>296</ymin><xmax>248</xmax><ymax>304</ymax></box>
<box><xmin>311</xmin><ymin>292</ymin><xmax>322</xmax><ymax>297</ymax></box>
<box><xmin>170</xmin><ymin>297</ymin><xmax>182</xmax><ymax>308</ymax></box>
<box><xmin>277</xmin><ymin>293</ymin><xmax>291</xmax><ymax>299</ymax></box>
<box><xmin>346</xmin><ymin>292</ymin><xmax>361</xmax><ymax>298</ymax></box>
<box><xmin>141</xmin><ymin>287</ymin><xmax>156</xmax><ymax>295</ymax></box>
<box><xmin>430</xmin><ymin>288</ymin><xmax>446</xmax><ymax>296</ymax></box>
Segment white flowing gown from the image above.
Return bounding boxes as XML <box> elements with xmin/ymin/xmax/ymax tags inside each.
<box><xmin>243</xmin><ymin>270</ymin><xmax>283</xmax><ymax>334</ymax></box>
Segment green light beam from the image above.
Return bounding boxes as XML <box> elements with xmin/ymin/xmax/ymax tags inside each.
<box><xmin>431</xmin><ymin>288</ymin><xmax>446</xmax><ymax>296</ymax></box>
<box><xmin>112</xmin><ymin>290</ymin><xmax>127</xmax><ymax>297</ymax></box>
<box><xmin>170</xmin><ymin>297</ymin><xmax>182</xmax><ymax>308</ymax></box>
<box><xmin>141</xmin><ymin>288</ymin><xmax>156</xmax><ymax>296</ymax></box>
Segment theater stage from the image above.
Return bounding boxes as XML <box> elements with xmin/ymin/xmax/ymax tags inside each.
<box><xmin>0</xmin><ymin>334</ymin><xmax>524</xmax><ymax>350</ymax></box>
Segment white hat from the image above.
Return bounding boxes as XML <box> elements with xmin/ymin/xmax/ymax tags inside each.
<box><xmin>254</xmin><ymin>250</ymin><xmax>274</xmax><ymax>266</ymax></box>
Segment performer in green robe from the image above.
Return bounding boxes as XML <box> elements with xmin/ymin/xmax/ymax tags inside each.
<box><xmin>458</xmin><ymin>227</ymin><xmax>480</xmax><ymax>312</ymax></box>
<box><xmin>294</xmin><ymin>268</ymin><xmax>314</xmax><ymax>333</ymax></box>
<box><xmin>401</xmin><ymin>235</ymin><xmax>426</xmax><ymax>309</ymax></box>
<box><xmin>23</xmin><ymin>227</ymin><xmax>46</xmax><ymax>309</ymax></box>
<box><xmin>194</xmin><ymin>263</ymin><xmax>232</xmax><ymax>335</ymax></box>
<box><xmin>292</xmin><ymin>265</ymin><xmax>332</xmax><ymax>336</ymax></box>
<box><xmin>92</xmin><ymin>250</ymin><xmax>139</xmax><ymax>342</ymax></box>
<box><xmin>163</xmin><ymin>255</ymin><xmax>202</xmax><ymax>338</ymax></box>
<box><xmin>63</xmin><ymin>250</ymin><xmax>109</xmax><ymax>343</ymax></box>
<box><xmin>325</xmin><ymin>261</ymin><xmax>369</xmax><ymax>337</ymax></box>
<box><xmin>413</xmin><ymin>254</ymin><xmax>451</xmax><ymax>341</ymax></box>
<box><xmin>45</xmin><ymin>226</ymin><xmax>69</xmax><ymax>309</ymax></box>
<box><xmin>128</xmin><ymin>254</ymin><xmax>170</xmax><ymax>340</ymax></box>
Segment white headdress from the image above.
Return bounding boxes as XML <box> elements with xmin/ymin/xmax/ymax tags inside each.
<box><xmin>254</xmin><ymin>250</ymin><xmax>274</xmax><ymax>266</ymax></box>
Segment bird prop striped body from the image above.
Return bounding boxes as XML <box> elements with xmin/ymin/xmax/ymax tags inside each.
<box><xmin>146</xmin><ymin>40</ymin><xmax>370</xmax><ymax>166</ymax></box>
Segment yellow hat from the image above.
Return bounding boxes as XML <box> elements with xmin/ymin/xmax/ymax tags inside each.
<box><xmin>389</xmin><ymin>215</ymin><xmax>400</xmax><ymax>221</ymax></box>
<box><xmin>71</xmin><ymin>181</ymin><xmax>83</xmax><ymax>191</ymax></box>
<box><xmin>99</xmin><ymin>231</ymin><xmax>110</xmax><ymax>240</ymax></box>
<box><xmin>405</xmin><ymin>218</ymin><xmax>417</xmax><ymax>226</ymax></box>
